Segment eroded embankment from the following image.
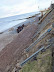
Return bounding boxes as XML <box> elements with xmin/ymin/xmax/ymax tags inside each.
<box><xmin>0</xmin><ymin>24</ymin><xmax>38</xmax><ymax>72</ymax></box>
<box><xmin>19</xmin><ymin>9</ymin><xmax>54</xmax><ymax>72</ymax></box>
<box><xmin>19</xmin><ymin>22</ymin><xmax>54</xmax><ymax>72</ymax></box>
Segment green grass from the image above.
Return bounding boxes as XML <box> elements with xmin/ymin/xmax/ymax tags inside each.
<box><xmin>20</xmin><ymin>49</ymin><xmax>52</xmax><ymax>72</ymax></box>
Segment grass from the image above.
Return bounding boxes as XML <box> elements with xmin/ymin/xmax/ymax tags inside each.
<box><xmin>19</xmin><ymin>48</ymin><xmax>52</xmax><ymax>72</ymax></box>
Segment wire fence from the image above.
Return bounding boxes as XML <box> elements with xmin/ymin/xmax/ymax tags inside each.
<box><xmin>20</xmin><ymin>43</ymin><xmax>53</xmax><ymax>66</ymax></box>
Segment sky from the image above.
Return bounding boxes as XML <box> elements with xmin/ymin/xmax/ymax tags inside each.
<box><xmin>0</xmin><ymin>0</ymin><xmax>54</xmax><ymax>18</ymax></box>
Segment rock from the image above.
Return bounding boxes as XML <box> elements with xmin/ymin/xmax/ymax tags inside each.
<box><xmin>16</xmin><ymin>63</ymin><xmax>21</xmax><ymax>69</ymax></box>
<box><xmin>12</xmin><ymin>67</ymin><xmax>16</xmax><ymax>72</ymax></box>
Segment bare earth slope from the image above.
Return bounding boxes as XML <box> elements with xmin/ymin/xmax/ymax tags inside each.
<box><xmin>0</xmin><ymin>33</ymin><xmax>18</xmax><ymax>51</ymax></box>
<box><xmin>0</xmin><ymin>24</ymin><xmax>37</xmax><ymax>72</ymax></box>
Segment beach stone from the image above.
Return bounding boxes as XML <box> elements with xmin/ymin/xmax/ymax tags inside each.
<box><xmin>16</xmin><ymin>63</ymin><xmax>21</xmax><ymax>68</ymax></box>
<box><xmin>12</xmin><ymin>67</ymin><xmax>16</xmax><ymax>72</ymax></box>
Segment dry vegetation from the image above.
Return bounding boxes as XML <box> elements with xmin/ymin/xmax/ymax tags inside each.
<box><xmin>20</xmin><ymin>48</ymin><xmax>52</xmax><ymax>72</ymax></box>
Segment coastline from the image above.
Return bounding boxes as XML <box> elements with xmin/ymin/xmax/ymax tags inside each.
<box><xmin>0</xmin><ymin>3</ymin><xmax>54</xmax><ymax>72</ymax></box>
<box><xmin>0</xmin><ymin>13</ymin><xmax>39</xmax><ymax>72</ymax></box>
<box><xmin>0</xmin><ymin>14</ymin><xmax>39</xmax><ymax>51</ymax></box>
<box><xmin>0</xmin><ymin>12</ymin><xmax>40</xmax><ymax>33</ymax></box>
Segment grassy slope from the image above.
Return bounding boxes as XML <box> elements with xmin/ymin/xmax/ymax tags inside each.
<box><xmin>20</xmin><ymin>48</ymin><xmax>52</xmax><ymax>72</ymax></box>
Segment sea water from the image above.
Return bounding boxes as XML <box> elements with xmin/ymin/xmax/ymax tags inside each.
<box><xmin>0</xmin><ymin>11</ymin><xmax>40</xmax><ymax>32</ymax></box>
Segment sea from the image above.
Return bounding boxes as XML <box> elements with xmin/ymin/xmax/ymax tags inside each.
<box><xmin>0</xmin><ymin>11</ymin><xmax>40</xmax><ymax>32</ymax></box>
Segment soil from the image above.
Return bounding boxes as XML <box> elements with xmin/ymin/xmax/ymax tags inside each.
<box><xmin>0</xmin><ymin>24</ymin><xmax>37</xmax><ymax>72</ymax></box>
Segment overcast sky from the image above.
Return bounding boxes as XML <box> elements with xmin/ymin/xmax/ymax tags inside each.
<box><xmin>0</xmin><ymin>0</ymin><xmax>54</xmax><ymax>18</ymax></box>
